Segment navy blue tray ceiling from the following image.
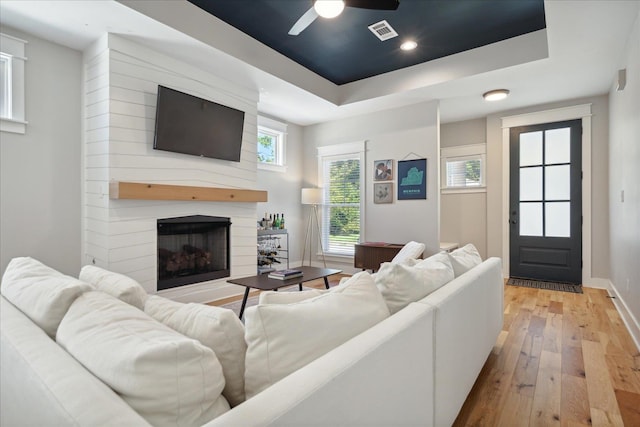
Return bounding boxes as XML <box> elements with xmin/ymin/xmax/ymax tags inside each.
<box><xmin>189</xmin><ymin>0</ymin><xmax>546</xmax><ymax>86</ymax></box>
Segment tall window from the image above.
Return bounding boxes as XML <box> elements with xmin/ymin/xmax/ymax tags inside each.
<box><xmin>257</xmin><ymin>116</ymin><xmax>286</xmax><ymax>171</ymax></box>
<box><xmin>1</xmin><ymin>32</ymin><xmax>27</xmax><ymax>134</ymax></box>
<box><xmin>318</xmin><ymin>142</ymin><xmax>365</xmax><ymax>256</ymax></box>
<box><xmin>440</xmin><ymin>144</ymin><xmax>486</xmax><ymax>193</ymax></box>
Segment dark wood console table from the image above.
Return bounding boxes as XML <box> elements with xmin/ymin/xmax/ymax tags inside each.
<box><xmin>354</xmin><ymin>243</ymin><xmax>407</xmax><ymax>272</ymax></box>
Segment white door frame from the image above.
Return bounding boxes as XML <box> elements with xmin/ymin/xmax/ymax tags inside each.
<box><xmin>501</xmin><ymin>103</ymin><xmax>601</xmax><ymax>286</ymax></box>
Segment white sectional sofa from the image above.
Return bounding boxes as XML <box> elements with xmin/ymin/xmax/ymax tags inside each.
<box><xmin>1</xmin><ymin>252</ymin><xmax>503</xmax><ymax>426</ymax></box>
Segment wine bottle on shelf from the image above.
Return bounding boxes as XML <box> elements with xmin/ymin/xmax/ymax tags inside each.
<box><xmin>280</xmin><ymin>213</ymin><xmax>285</xmax><ymax>229</ymax></box>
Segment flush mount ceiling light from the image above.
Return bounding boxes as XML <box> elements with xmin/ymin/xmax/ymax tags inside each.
<box><xmin>400</xmin><ymin>40</ymin><xmax>418</xmax><ymax>51</ymax></box>
<box><xmin>483</xmin><ymin>89</ymin><xmax>510</xmax><ymax>101</ymax></box>
<box><xmin>314</xmin><ymin>0</ymin><xmax>345</xmax><ymax>18</ymax></box>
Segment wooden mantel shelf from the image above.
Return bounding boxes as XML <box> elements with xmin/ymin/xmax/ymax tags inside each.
<box><xmin>109</xmin><ymin>181</ymin><xmax>268</xmax><ymax>203</ymax></box>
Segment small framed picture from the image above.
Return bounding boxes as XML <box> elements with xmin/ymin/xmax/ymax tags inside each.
<box><xmin>373</xmin><ymin>159</ymin><xmax>393</xmax><ymax>181</ymax></box>
<box><xmin>373</xmin><ymin>182</ymin><xmax>393</xmax><ymax>204</ymax></box>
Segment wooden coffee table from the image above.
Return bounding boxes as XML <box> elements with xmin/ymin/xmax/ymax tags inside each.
<box><xmin>227</xmin><ymin>266</ymin><xmax>342</xmax><ymax>319</ymax></box>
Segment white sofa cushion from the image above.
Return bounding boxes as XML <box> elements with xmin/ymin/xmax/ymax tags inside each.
<box><xmin>375</xmin><ymin>252</ymin><xmax>454</xmax><ymax>314</ymax></box>
<box><xmin>258</xmin><ymin>288</ymin><xmax>327</xmax><ymax>304</ymax></box>
<box><xmin>391</xmin><ymin>241</ymin><xmax>425</xmax><ymax>264</ymax></box>
<box><xmin>144</xmin><ymin>295</ymin><xmax>247</xmax><ymax>407</ymax></box>
<box><xmin>0</xmin><ymin>257</ymin><xmax>93</xmax><ymax>338</ymax></box>
<box><xmin>79</xmin><ymin>265</ymin><xmax>147</xmax><ymax>310</ymax></box>
<box><xmin>57</xmin><ymin>291</ymin><xmax>230</xmax><ymax>427</ymax></box>
<box><xmin>448</xmin><ymin>243</ymin><xmax>483</xmax><ymax>277</ymax></box>
<box><xmin>244</xmin><ymin>271</ymin><xmax>390</xmax><ymax>398</ymax></box>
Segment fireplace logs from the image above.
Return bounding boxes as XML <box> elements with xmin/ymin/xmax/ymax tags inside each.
<box><xmin>158</xmin><ymin>245</ymin><xmax>212</xmax><ymax>278</ymax></box>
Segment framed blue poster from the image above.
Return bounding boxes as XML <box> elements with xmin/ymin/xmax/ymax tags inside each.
<box><xmin>398</xmin><ymin>158</ymin><xmax>427</xmax><ymax>200</ymax></box>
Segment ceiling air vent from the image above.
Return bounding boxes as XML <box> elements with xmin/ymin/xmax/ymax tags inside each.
<box><xmin>368</xmin><ymin>20</ymin><xmax>398</xmax><ymax>41</ymax></box>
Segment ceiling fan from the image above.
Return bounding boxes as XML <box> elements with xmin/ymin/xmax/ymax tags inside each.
<box><xmin>289</xmin><ymin>0</ymin><xmax>400</xmax><ymax>36</ymax></box>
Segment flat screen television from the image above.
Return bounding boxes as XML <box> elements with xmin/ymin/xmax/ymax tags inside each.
<box><xmin>153</xmin><ymin>85</ymin><xmax>245</xmax><ymax>162</ymax></box>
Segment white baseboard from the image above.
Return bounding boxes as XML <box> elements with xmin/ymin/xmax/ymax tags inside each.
<box><xmin>602</xmin><ymin>280</ymin><xmax>640</xmax><ymax>351</ymax></box>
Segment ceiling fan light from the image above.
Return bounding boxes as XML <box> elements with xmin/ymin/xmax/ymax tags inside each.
<box><xmin>483</xmin><ymin>89</ymin><xmax>510</xmax><ymax>101</ymax></box>
<box><xmin>314</xmin><ymin>1</ymin><xmax>345</xmax><ymax>19</ymax></box>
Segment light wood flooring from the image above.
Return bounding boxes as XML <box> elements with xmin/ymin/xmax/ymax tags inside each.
<box><xmin>454</xmin><ymin>284</ymin><xmax>640</xmax><ymax>427</ymax></box>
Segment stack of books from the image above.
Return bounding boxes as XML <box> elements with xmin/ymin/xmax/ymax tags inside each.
<box><xmin>268</xmin><ymin>269</ymin><xmax>303</xmax><ymax>280</ymax></box>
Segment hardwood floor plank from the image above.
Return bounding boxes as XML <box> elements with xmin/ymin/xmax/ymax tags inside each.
<box><xmin>605</xmin><ymin>354</ymin><xmax>640</xmax><ymax>394</ymax></box>
<box><xmin>582</xmin><ymin>340</ymin><xmax>623</xmax><ymax>423</ymax></box>
<box><xmin>614</xmin><ymin>389</ymin><xmax>640</xmax><ymax>426</ymax></box>
<box><xmin>530</xmin><ymin>350</ymin><xmax>562</xmax><ymax>426</ymax></box>
<box><xmin>544</xmin><ymin>312</ymin><xmax>563</xmax><ymax>353</ymax></box>
<box><xmin>561</xmin><ymin>373</ymin><xmax>591</xmax><ymax>426</ymax></box>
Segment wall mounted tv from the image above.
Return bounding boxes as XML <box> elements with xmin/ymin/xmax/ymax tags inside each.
<box><xmin>153</xmin><ymin>85</ymin><xmax>245</xmax><ymax>162</ymax></box>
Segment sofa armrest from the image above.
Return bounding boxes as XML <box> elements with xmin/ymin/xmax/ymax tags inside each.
<box><xmin>1</xmin><ymin>296</ymin><xmax>151</xmax><ymax>427</ymax></box>
<box><xmin>418</xmin><ymin>257</ymin><xmax>504</xmax><ymax>426</ymax></box>
<box><xmin>204</xmin><ymin>302</ymin><xmax>436</xmax><ymax>427</ymax></box>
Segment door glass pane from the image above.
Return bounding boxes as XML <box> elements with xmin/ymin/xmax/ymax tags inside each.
<box><xmin>545</xmin><ymin>165</ymin><xmax>570</xmax><ymax>200</ymax></box>
<box><xmin>520</xmin><ymin>131</ymin><xmax>543</xmax><ymax>166</ymax></box>
<box><xmin>520</xmin><ymin>202</ymin><xmax>543</xmax><ymax>236</ymax></box>
<box><xmin>545</xmin><ymin>128</ymin><xmax>571</xmax><ymax>164</ymax></box>
<box><xmin>520</xmin><ymin>167</ymin><xmax>542</xmax><ymax>201</ymax></box>
<box><xmin>546</xmin><ymin>202</ymin><xmax>570</xmax><ymax>237</ymax></box>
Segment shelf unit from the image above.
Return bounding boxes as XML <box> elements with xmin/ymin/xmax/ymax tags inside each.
<box><xmin>257</xmin><ymin>229</ymin><xmax>289</xmax><ymax>274</ymax></box>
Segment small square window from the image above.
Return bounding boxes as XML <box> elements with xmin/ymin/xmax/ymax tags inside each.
<box><xmin>441</xmin><ymin>144</ymin><xmax>486</xmax><ymax>193</ymax></box>
<box><xmin>257</xmin><ymin>116</ymin><xmax>287</xmax><ymax>171</ymax></box>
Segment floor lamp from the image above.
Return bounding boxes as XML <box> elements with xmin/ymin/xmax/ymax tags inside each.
<box><xmin>301</xmin><ymin>188</ymin><xmax>327</xmax><ymax>268</ymax></box>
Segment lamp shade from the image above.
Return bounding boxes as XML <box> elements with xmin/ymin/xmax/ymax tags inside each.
<box><xmin>301</xmin><ymin>188</ymin><xmax>322</xmax><ymax>205</ymax></box>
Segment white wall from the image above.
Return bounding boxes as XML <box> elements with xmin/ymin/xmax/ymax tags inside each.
<box><xmin>256</xmin><ymin>118</ymin><xmax>305</xmax><ymax>266</ymax></box>
<box><xmin>0</xmin><ymin>26</ymin><xmax>82</xmax><ymax>276</ymax></box>
<box><xmin>302</xmin><ymin>101</ymin><xmax>440</xmax><ymax>272</ymax></box>
<box><xmin>82</xmin><ymin>34</ymin><xmax>260</xmax><ymax>303</ymax></box>
<box><xmin>608</xmin><ymin>10</ymin><xmax>640</xmax><ymax>345</ymax></box>
<box><xmin>440</xmin><ymin>118</ymin><xmax>487</xmax><ymax>258</ymax></box>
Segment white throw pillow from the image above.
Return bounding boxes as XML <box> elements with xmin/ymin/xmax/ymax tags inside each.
<box><xmin>79</xmin><ymin>265</ymin><xmax>147</xmax><ymax>310</ymax></box>
<box><xmin>448</xmin><ymin>243</ymin><xmax>483</xmax><ymax>277</ymax></box>
<box><xmin>391</xmin><ymin>241</ymin><xmax>426</xmax><ymax>264</ymax></box>
<box><xmin>57</xmin><ymin>291</ymin><xmax>229</xmax><ymax>427</ymax></box>
<box><xmin>0</xmin><ymin>257</ymin><xmax>93</xmax><ymax>337</ymax></box>
<box><xmin>244</xmin><ymin>271</ymin><xmax>389</xmax><ymax>398</ymax></box>
<box><xmin>375</xmin><ymin>252</ymin><xmax>454</xmax><ymax>314</ymax></box>
<box><xmin>144</xmin><ymin>295</ymin><xmax>247</xmax><ymax>407</ymax></box>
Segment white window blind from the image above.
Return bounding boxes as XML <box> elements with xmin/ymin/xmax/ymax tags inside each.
<box><xmin>317</xmin><ymin>142</ymin><xmax>365</xmax><ymax>257</ymax></box>
<box><xmin>440</xmin><ymin>143</ymin><xmax>486</xmax><ymax>192</ymax></box>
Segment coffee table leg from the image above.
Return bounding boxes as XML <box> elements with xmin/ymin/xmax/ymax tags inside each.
<box><xmin>323</xmin><ymin>276</ymin><xmax>330</xmax><ymax>289</ymax></box>
<box><xmin>299</xmin><ymin>283</ymin><xmax>303</xmax><ymax>291</ymax></box>
<box><xmin>239</xmin><ymin>287</ymin><xmax>250</xmax><ymax>319</ymax></box>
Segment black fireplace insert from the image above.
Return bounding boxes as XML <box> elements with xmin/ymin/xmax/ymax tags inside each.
<box><xmin>157</xmin><ymin>215</ymin><xmax>231</xmax><ymax>291</ymax></box>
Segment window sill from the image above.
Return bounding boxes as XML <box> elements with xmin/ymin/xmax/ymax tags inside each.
<box><xmin>441</xmin><ymin>186</ymin><xmax>487</xmax><ymax>195</ymax></box>
<box><xmin>258</xmin><ymin>162</ymin><xmax>287</xmax><ymax>173</ymax></box>
<box><xmin>1</xmin><ymin>117</ymin><xmax>27</xmax><ymax>134</ymax></box>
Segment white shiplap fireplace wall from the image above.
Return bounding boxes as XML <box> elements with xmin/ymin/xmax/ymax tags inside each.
<box><xmin>82</xmin><ymin>34</ymin><xmax>260</xmax><ymax>303</ymax></box>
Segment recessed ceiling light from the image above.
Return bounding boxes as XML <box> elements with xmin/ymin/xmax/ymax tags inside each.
<box><xmin>400</xmin><ymin>40</ymin><xmax>418</xmax><ymax>51</ymax></box>
<box><xmin>314</xmin><ymin>1</ymin><xmax>345</xmax><ymax>19</ymax></box>
<box><xmin>483</xmin><ymin>89</ymin><xmax>510</xmax><ymax>101</ymax></box>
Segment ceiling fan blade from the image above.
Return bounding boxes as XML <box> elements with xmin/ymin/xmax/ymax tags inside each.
<box><xmin>345</xmin><ymin>0</ymin><xmax>400</xmax><ymax>10</ymax></box>
<box><xmin>288</xmin><ymin>7</ymin><xmax>319</xmax><ymax>35</ymax></box>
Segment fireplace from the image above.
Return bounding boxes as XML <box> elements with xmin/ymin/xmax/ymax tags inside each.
<box><xmin>157</xmin><ymin>215</ymin><xmax>231</xmax><ymax>291</ymax></box>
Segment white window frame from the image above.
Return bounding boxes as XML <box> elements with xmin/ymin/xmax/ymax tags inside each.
<box><xmin>257</xmin><ymin>115</ymin><xmax>287</xmax><ymax>172</ymax></box>
<box><xmin>317</xmin><ymin>141</ymin><xmax>366</xmax><ymax>258</ymax></box>
<box><xmin>1</xmin><ymin>33</ymin><xmax>28</xmax><ymax>134</ymax></box>
<box><xmin>440</xmin><ymin>143</ymin><xmax>487</xmax><ymax>194</ymax></box>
